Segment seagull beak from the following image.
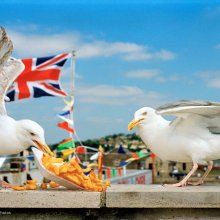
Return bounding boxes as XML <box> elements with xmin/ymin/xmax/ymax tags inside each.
<box><xmin>32</xmin><ymin>140</ymin><xmax>54</xmax><ymax>156</ymax></box>
<box><xmin>128</xmin><ymin>118</ymin><xmax>144</xmax><ymax>131</ymax></box>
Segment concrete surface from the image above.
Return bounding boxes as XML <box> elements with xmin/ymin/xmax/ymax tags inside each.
<box><xmin>106</xmin><ymin>184</ymin><xmax>220</xmax><ymax>208</ymax></box>
<box><xmin>1</xmin><ymin>184</ymin><xmax>220</xmax><ymax>209</ymax></box>
<box><xmin>0</xmin><ymin>187</ymin><xmax>103</xmax><ymax>208</ymax></box>
<box><xmin>1</xmin><ymin>185</ymin><xmax>220</xmax><ymax>219</ymax></box>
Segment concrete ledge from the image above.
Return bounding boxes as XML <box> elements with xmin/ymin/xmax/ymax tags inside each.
<box><xmin>106</xmin><ymin>185</ymin><xmax>220</xmax><ymax>208</ymax></box>
<box><xmin>1</xmin><ymin>185</ymin><xmax>220</xmax><ymax>209</ymax></box>
<box><xmin>0</xmin><ymin>188</ymin><xmax>103</xmax><ymax>208</ymax></box>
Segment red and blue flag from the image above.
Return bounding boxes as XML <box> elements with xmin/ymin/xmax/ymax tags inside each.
<box><xmin>6</xmin><ymin>53</ymin><xmax>71</xmax><ymax>101</ymax></box>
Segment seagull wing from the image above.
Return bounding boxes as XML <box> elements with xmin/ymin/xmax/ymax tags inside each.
<box><xmin>0</xmin><ymin>27</ymin><xmax>25</xmax><ymax>115</ymax></box>
<box><xmin>156</xmin><ymin>100</ymin><xmax>220</xmax><ymax>134</ymax></box>
<box><xmin>0</xmin><ymin>27</ymin><xmax>13</xmax><ymax>66</ymax></box>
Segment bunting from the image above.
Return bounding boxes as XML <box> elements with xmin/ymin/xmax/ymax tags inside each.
<box><xmin>57</xmin><ymin>110</ymin><xmax>71</xmax><ymax>117</ymax></box>
<box><xmin>118</xmin><ymin>157</ymin><xmax>136</xmax><ymax>167</ymax></box>
<box><xmin>130</xmin><ymin>152</ymin><xmax>140</xmax><ymax>160</ymax></box>
<box><xmin>63</xmin><ymin>97</ymin><xmax>74</xmax><ymax>111</ymax></box>
<box><xmin>118</xmin><ymin>144</ymin><xmax>126</xmax><ymax>154</ymax></box>
<box><xmin>57</xmin><ymin>96</ymin><xmax>75</xmax><ymax>134</ymax></box>
<box><xmin>57</xmin><ymin>138</ymin><xmax>75</xmax><ymax>150</ymax></box>
<box><xmin>75</xmin><ymin>146</ymin><xmax>87</xmax><ymax>154</ymax></box>
<box><xmin>57</xmin><ymin>115</ymin><xmax>73</xmax><ymax>125</ymax></box>
<box><xmin>57</xmin><ymin>121</ymin><xmax>75</xmax><ymax>133</ymax></box>
<box><xmin>61</xmin><ymin>148</ymin><xmax>75</xmax><ymax>159</ymax></box>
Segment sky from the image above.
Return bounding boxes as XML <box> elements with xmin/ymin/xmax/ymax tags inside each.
<box><xmin>1</xmin><ymin>0</ymin><xmax>220</xmax><ymax>144</ymax></box>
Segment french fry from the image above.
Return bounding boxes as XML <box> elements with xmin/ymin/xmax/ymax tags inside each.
<box><xmin>106</xmin><ymin>180</ymin><xmax>111</xmax><ymax>187</ymax></box>
<box><xmin>49</xmin><ymin>158</ymin><xmax>63</xmax><ymax>163</ymax></box>
<box><xmin>65</xmin><ymin>174</ymin><xmax>82</xmax><ymax>186</ymax></box>
<box><xmin>67</xmin><ymin>165</ymin><xmax>77</xmax><ymax>173</ymax></box>
<box><xmin>12</xmin><ymin>186</ymin><xmax>26</xmax><ymax>191</ymax></box>
<box><xmin>59</xmin><ymin>164</ymin><xmax>68</xmax><ymax>174</ymax></box>
<box><xmin>42</xmin><ymin>154</ymin><xmax>50</xmax><ymax>163</ymax></box>
<box><xmin>41</xmin><ymin>183</ymin><xmax>47</xmax><ymax>189</ymax></box>
<box><xmin>49</xmin><ymin>181</ymin><xmax>60</xmax><ymax>188</ymax></box>
<box><xmin>43</xmin><ymin>161</ymin><xmax>51</xmax><ymax>168</ymax></box>
<box><xmin>27</xmin><ymin>180</ymin><xmax>37</xmax><ymax>184</ymax></box>
<box><xmin>53</xmin><ymin>166</ymin><xmax>60</xmax><ymax>176</ymax></box>
<box><xmin>26</xmin><ymin>184</ymin><xmax>37</xmax><ymax>190</ymax></box>
<box><xmin>69</xmin><ymin>159</ymin><xmax>82</xmax><ymax>171</ymax></box>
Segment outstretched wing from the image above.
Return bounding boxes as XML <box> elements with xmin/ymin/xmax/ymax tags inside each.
<box><xmin>0</xmin><ymin>27</ymin><xmax>13</xmax><ymax>66</ymax></box>
<box><xmin>0</xmin><ymin>27</ymin><xmax>24</xmax><ymax>115</ymax></box>
<box><xmin>156</xmin><ymin>100</ymin><xmax>220</xmax><ymax>134</ymax></box>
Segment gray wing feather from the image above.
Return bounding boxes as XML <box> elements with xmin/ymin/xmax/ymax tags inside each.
<box><xmin>0</xmin><ymin>27</ymin><xmax>25</xmax><ymax>115</ymax></box>
<box><xmin>0</xmin><ymin>27</ymin><xmax>13</xmax><ymax>66</ymax></box>
<box><xmin>156</xmin><ymin>100</ymin><xmax>220</xmax><ymax>117</ymax></box>
<box><xmin>156</xmin><ymin>100</ymin><xmax>220</xmax><ymax>134</ymax></box>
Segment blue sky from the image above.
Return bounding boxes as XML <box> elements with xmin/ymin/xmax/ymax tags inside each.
<box><xmin>1</xmin><ymin>1</ymin><xmax>220</xmax><ymax>144</ymax></box>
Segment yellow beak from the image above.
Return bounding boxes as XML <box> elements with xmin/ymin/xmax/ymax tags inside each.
<box><xmin>32</xmin><ymin>140</ymin><xmax>54</xmax><ymax>156</ymax></box>
<box><xmin>128</xmin><ymin>118</ymin><xmax>144</xmax><ymax>131</ymax></box>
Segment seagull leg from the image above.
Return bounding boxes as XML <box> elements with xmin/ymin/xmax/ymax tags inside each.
<box><xmin>164</xmin><ymin>163</ymin><xmax>198</xmax><ymax>187</ymax></box>
<box><xmin>187</xmin><ymin>161</ymin><xmax>213</xmax><ymax>186</ymax></box>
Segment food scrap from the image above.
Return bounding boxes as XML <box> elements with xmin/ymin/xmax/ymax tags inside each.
<box><xmin>12</xmin><ymin>179</ymin><xmax>38</xmax><ymax>191</ymax></box>
<box><xmin>12</xmin><ymin>180</ymin><xmax>59</xmax><ymax>191</ymax></box>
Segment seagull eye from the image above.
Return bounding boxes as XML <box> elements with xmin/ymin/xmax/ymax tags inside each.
<box><xmin>30</xmin><ymin>132</ymin><xmax>35</xmax><ymax>136</ymax></box>
<box><xmin>142</xmin><ymin>112</ymin><xmax>147</xmax><ymax>116</ymax></box>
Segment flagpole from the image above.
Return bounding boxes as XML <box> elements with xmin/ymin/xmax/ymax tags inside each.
<box><xmin>70</xmin><ymin>51</ymin><xmax>88</xmax><ymax>162</ymax></box>
<box><xmin>69</xmin><ymin>51</ymin><xmax>76</xmax><ymax>157</ymax></box>
<box><xmin>71</xmin><ymin>50</ymin><xmax>76</xmax><ymax>98</ymax></box>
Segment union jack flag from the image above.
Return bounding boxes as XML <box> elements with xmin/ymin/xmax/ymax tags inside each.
<box><xmin>6</xmin><ymin>53</ymin><xmax>71</xmax><ymax>101</ymax></box>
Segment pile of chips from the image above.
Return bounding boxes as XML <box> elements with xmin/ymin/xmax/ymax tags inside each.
<box><xmin>12</xmin><ymin>180</ymin><xmax>61</xmax><ymax>191</ymax></box>
<box><xmin>41</xmin><ymin>154</ymin><xmax>110</xmax><ymax>192</ymax></box>
<box><xmin>12</xmin><ymin>180</ymin><xmax>37</xmax><ymax>191</ymax></box>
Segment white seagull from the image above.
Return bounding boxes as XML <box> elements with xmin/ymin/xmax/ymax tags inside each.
<box><xmin>128</xmin><ymin>100</ymin><xmax>220</xmax><ymax>187</ymax></box>
<box><xmin>0</xmin><ymin>27</ymin><xmax>52</xmax><ymax>186</ymax></box>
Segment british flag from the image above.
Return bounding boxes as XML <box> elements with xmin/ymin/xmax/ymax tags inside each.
<box><xmin>6</xmin><ymin>53</ymin><xmax>71</xmax><ymax>101</ymax></box>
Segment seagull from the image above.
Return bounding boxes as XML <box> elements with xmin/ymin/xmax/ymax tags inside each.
<box><xmin>0</xmin><ymin>27</ymin><xmax>52</xmax><ymax>186</ymax></box>
<box><xmin>128</xmin><ymin>100</ymin><xmax>220</xmax><ymax>187</ymax></box>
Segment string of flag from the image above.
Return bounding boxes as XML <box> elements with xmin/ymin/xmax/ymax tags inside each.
<box><xmin>56</xmin><ymin>96</ymin><xmax>78</xmax><ymax>161</ymax></box>
<box><xmin>57</xmin><ymin>97</ymin><xmax>75</xmax><ymax>134</ymax></box>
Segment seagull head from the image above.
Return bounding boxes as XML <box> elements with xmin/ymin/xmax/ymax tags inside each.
<box><xmin>17</xmin><ymin>119</ymin><xmax>53</xmax><ymax>156</ymax></box>
<box><xmin>128</xmin><ymin>107</ymin><xmax>156</xmax><ymax>131</ymax></box>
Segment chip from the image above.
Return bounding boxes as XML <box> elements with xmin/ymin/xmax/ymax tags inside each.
<box><xmin>41</xmin><ymin>183</ymin><xmax>47</xmax><ymax>189</ymax></box>
<box><xmin>49</xmin><ymin>181</ymin><xmax>60</xmax><ymax>188</ymax></box>
<box><xmin>26</xmin><ymin>184</ymin><xmax>37</xmax><ymax>190</ymax></box>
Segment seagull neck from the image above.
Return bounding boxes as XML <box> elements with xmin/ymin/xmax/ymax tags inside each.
<box><xmin>137</xmin><ymin>115</ymin><xmax>169</xmax><ymax>147</ymax></box>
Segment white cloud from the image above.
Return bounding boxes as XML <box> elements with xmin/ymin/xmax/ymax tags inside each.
<box><xmin>126</xmin><ymin>69</ymin><xmax>160</xmax><ymax>78</ymax></box>
<box><xmin>61</xmin><ymin>65</ymin><xmax>82</xmax><ymax>80</ymax></box>
<box><xmin>8</xmin><ymin>30</ymin><xmax>80</xmax><ymax>57</ymax></box>
<box><xmin>125</xmin><ymin>69</ymin><xmax>180</xmax><ymax>83</ymax></box>
<box><xmin>77</xmin><ymin>41</ymin><xmax>144</xmax><ymax>59</ymax></box>
<box><xmin>197</xmin><ymin>70</ymin><xmax>220</xmax><ymax>89</ymax></box>
<box><xmin>76</xmin><ymin>84</ymin><xmax>166</xmax><ymax>107</ymax></box>
<box><xmin>208</xmin><ymin>79</ymin><xmax>220</xmax><ymax>88</ymax></box>
<box><xmin>8</xmin><ymin>27</ymin><xmax>176</xmax><ymax>62</ymax></box>
<box><xmin>154</xmin><ymin>49</ymin><xmax>176</xmax><ymax>60</ymax></box>
<box><xmin>77</xmin><ymin>84</ymin><xmax>143</xmax><ymax>97</ymax></box>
